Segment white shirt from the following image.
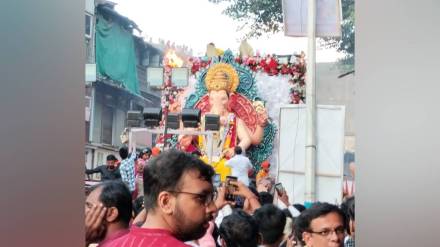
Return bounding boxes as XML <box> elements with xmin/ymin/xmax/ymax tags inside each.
<box><xmin>215</xmin><ymin>204</ymin><xmax>233</xmax><ymax>228</ymax></box>
<box><xmin>226</xmin><ymin>154</ymin><xmax>253</xmax><ymax>186</ymax></box>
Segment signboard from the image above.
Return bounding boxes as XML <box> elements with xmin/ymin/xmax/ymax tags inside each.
<box><xmin>282</xmin><ymin>0</ymin><xmax>342</xmax><ymax>37</ymax></box>
<box><xmin>171</xmin><ymin>67</ymin><xmax>189</xmax><ymax>87</ymax></box>
<box><xmin>277</xmin><ymin>104</ymin><xmax>345</xmax><ymax>205</ymax></box>
<box><xmin>147</xmin><ymin>67</ymin><xmax>164</xmax><ymax>87</ymax></box>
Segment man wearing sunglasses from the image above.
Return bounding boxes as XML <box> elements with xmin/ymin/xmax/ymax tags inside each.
<box><xmin>105</xmin><ymin>149</ymin><xmax>217</xmax><ymax>247</ymax></box>
<box><xmin>294</xmin><ymin>202</ymin><xmax>347</xmax><ymax>247</ymax></box>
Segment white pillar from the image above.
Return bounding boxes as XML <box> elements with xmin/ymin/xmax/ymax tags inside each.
<box><xmin>305</xmin><ymin>0</ymin><xmax>317</xmax><ymax>204</ymax></box>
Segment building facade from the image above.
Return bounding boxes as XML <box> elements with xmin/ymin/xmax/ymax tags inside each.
<box><xmin>84</xmin><ymin>0</ymin><xmax>163</xmax><ymax>174</ymax></box>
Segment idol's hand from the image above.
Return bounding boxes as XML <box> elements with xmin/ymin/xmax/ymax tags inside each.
<box><xmin>256</xmin><ymin>109</ymin><xmax>268</xmax><ymax>127</ymax></box>
<box><xmin>222</xmin><ymin>147</ymin><xmax>235</xmax><ymax>159</ymax></box>
<box><xmin>253</xmin><ymin>101</ymin><xmax>268</xmax><ymax>127</ymax></box>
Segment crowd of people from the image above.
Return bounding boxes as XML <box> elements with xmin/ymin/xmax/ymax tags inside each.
<box><xmin>85</xmin><ymin>148</ymin><xmax>355</xmax><ymax>247</ymax></box>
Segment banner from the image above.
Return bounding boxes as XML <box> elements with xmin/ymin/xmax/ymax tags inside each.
<box><xmin>282</xmin><ymin>0</ymin><xmax>342</xmax><ymax>37</ymax></box>
<box><xmin>277</xmin><ymin>104</ymin><xmax>345</xmax><ymax>205</ymax></box>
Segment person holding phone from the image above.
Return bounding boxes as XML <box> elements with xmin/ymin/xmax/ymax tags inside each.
<box><xmin>276</xmin><ymin>183</ymin><xmax>301</xmax><ymax>218</ymax></box>
<box><xmin>214</xmin><ymin>179</ymin><xmax>262</xmax><ymax>230</ymax></box>
<box><xmin>225</xmin><ymin>176</ymin><xmax>238</xmax><ymax>202</ymax></box>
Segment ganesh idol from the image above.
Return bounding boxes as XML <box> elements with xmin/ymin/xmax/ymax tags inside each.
<box><xmin>192</xmin><ymin>63</ymin><xmax>268</xmax><ymax>181</ymax></box>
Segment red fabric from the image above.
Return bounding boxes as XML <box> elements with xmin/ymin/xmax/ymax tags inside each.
<box><xmin>104</xmin><ymin>227</ymin><xmax>190</xmax><ymax>247</ymax></box>
<box><xmin>98</xmin><ymin>229</ymin><xmax>129</xmax><ymax>247</ymax></box>
<box><xmin>184</xmin><ymin>144</ymin><xmax>198</xmax><ymax>153</ymax></box>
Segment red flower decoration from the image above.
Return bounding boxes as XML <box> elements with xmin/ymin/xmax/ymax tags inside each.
<box><xmin>191</xmin><ymin>63</ymin><xmax>200</xmax><ymax>74</ymax></box>
<box><xmin>280</xmin><ymin>64</ymin><xmax>290</xmax><ymax>75</ymax></box>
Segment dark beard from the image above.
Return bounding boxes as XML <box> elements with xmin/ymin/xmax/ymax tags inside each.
<box><xmin>89</xmin><ymin>223</ymin><xmax>107</xmax><ymax>244</ymax></box>
<box><xmin>173</xmin><ymin>205</ymin><xmax>209</xmax><ymax>242</ymax></box>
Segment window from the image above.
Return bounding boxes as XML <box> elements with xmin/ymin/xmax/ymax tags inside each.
<box><xmin>101</xmin><ymin>105</ymin><xmax>114</xmax><ymax>145</ymax></box>
<box><xmin>96</xmin><ymin>152</ymin><xmax>104</xmax><ymax>166</ymax></box>
<box><xmin>85</xmin><ymin>14</ymin><xmax>93</xmax><ymax>39</ymax></box>
<box><xmin>85</xmin><ymin>96</ymin><xmax>91</xmax><ymax>122</ymax></box>
<box><xmin>85</xmin><ymin>96</ymin><xmax>91</xmax><ymax>142</ymax></box>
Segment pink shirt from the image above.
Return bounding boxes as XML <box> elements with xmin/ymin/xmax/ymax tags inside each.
<box><xmin>136</xmin><ymin>159</ymin><xmax>147</xmax><ymax>178</ymax></box>
<box><xmin>98</xmin><ymin>229</ymin><xmax>129</xmax><ymax>247</ymax></box>
<box><xmin>104</xmin><ymin>227</ymin><xmax>190</xmax><ymax>247</ymax></box>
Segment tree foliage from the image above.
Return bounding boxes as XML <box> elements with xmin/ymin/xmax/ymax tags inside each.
<box><xmin>209</xmin><ymin>0</ymin><xmax>355</xmax><ymax>69</ymax></box>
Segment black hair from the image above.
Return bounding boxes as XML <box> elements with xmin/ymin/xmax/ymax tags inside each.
<box><xmin>133</xmin><ymin>196</ymin><xmax>144</xmax><ymax>217</ymax></box>
<box><xmin>341</xmin><ymin>196</ymin><xmax>355</xmax><ymax>234</ymax></box>
<box><xmin>143</xmin><ymin>149</ymin><xmax>215</xmax><ymax>211</ymax></box>
<box><xmin>253</xmin><ymin>204</ymin><xmax>287</xmax><ymax>245</ymax></box>
<box><xmin>294</xmin><ymin>202</ymin><xmax>347</xmax><ymax>246</ymax></box>
<box><xmin>219</xmin><ymin>209</ymin><xmax>259</xmax><ymax>247</ymax></box>
<box><xmin>234</xmin><ymin>146</ymin><xmax>243</xmax><ymax>155</ymax></box>
<box><xmin>282</xmin><ymin>208</ymin><xmax>293</xmax><ymax>219</ymax></box>
<box><xmin>258</xmin><ymin>191</ymin><xmax>274</xmax><ymax>205</ymax></box>
<box><xmin>106</xmin><ymin>154</ymin><xmax>117</xmax><ymax>161</ymax></box>
<box><xmin>141</xmin><ymin>148</ymin><xmax>152</xmax><ymax>156</ymax></box>
<box><xmin>293</xmin><ymin>203</ymin><xmax>306</xmax><ymax>213</ymax></box>
<box><xmin>191</xmin><ymin>149</ymin><xmax>202</xmax><ymax>157</ymax></box>
<box><xmin>119</xmin><ymin>146</ymin><xmax>129</xmax><ymax>160</ymax></box>
<box><xmin>341</xmin><ymin>196</ymin><xmax>355</xmax><ymax>221</ymax></box>
<box><xmin>93</xmin><ymin>180</ymin><xmax>132</xmax><ymax>227</ymax></box>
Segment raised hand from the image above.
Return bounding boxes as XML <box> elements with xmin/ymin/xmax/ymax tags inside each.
<box><xmin>85</xmin><ymin>203</ymin><xmax>107</xmax><ymax>246</ymax></box>
<box><xmin>214</xmin><ymin>184</ymin><xmax>233</xmax><ymax>210</ymax></box>
<box><xmin>279</xmin><ymin>191</ymin><xmax>291</xmax><ymax>207</ymax></box>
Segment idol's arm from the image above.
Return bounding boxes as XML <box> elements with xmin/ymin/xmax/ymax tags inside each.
<box><xmin>236</xmin><ymin>118</ymin><xmax>252</xmax><ymax>151</ymax></box>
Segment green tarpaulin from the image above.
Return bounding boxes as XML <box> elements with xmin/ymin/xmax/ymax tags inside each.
<box><xmin>95</xmin><ymin>15</ymin><xmax>139</xmax><ymax>95</ymax></box>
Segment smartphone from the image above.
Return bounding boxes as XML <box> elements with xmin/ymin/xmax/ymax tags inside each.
<box><xmin>225</xmin><ymin>176</ymin><xmax>238</xmax><ymax>201</ymax></box>
<box><xmin>274</xmin><ymin>182</ymin><xmax>285</xmax><ymax>196</ymax></box>
<box><xmin>213</xmin><ymin>174</ymin><xmax>221</xmax><ymax>188</ymax></box>
<box><xmin>235</xmin><ymin>196</ymin><xmax>245</xmax><ymax>209</ymax></box>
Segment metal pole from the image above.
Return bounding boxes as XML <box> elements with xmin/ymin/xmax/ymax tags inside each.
<box><xmin>162</xmin><ymin>65</ymin><xmax>172</xmax><ymax>151</ymax></box>
<box><xmin>162</xmin><ymin>94</ymin><xmax>169</xmax><ymax>151</ymax></box>
<box><xmin>88</xmin><ymin>86</ymin><xmax>95</xmax><ymax>143</ymax></box>
<box><xmin>305</xmin><ymin>0</ymin><xmax>317</xmax><ymax>205</ymax></box>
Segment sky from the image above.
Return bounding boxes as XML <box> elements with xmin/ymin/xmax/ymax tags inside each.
<box><xmin>111</xmin><ymin>0</ymin><xmax>343</xmax><ymax>62</ymax></box>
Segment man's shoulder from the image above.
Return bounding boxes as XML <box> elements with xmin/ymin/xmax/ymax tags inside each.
<box><xmin>238</xmin><ymin>155</ymin><xmax>252</xmax><ymax>164</ymax></box>
<box><xmin>106</xmin><ymin>227</ymin><xmax>190</xmax><ymax>247</ymax></box>
<box><xmin>119</xmin><ymin>159</ymin><xmax>130</xmax><ymax>168</ymax></box>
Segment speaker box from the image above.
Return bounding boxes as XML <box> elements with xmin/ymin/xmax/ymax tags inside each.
<box><xmin>126</xmin><ymin>111</ymin><xmax>142</xmax><ymax>127</ymax></box>
<box><xmin>143</xmin><ymin>107</ymin><xmax>162</xmax><ymax>128</ymax></box>
<box><xmin>127</xmin><ymin>110</ymin><xmax>142</xmax><ymax>120</ymax></box>
<box><xmin>204</xmin><ymin>114</ymin><xmax>220</xmax><ymax>131</ymax></box>
<box><xmin>181</xmin><ymin>108</ymin><xmax>201</xmax><ymax>128</ymax></box>
<box><xmin>126</xmin><ymin>119</ymin><xmax>141</xmax><ymax>128</ymax></box>
<box><xmin>166</xmin><ymin>112</ymin><xmax>180</xmax><ymax>129</ymax></box>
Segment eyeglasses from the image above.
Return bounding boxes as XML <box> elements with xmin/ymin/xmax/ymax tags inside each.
<box><xmin>308</xmin><ymin>226</ymin><xmax>345</xmax><ymax>237</ymax></box>
<box><xmin>168</xmin><ymin>190</ymin><xmax>217</xmax><ymax>206</ymax></box>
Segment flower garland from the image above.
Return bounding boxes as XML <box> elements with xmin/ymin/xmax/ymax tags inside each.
<box><xmin>187</xmin><ymin>51</ymin><xmax>307</xmax><ymax>104</ymax></box>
